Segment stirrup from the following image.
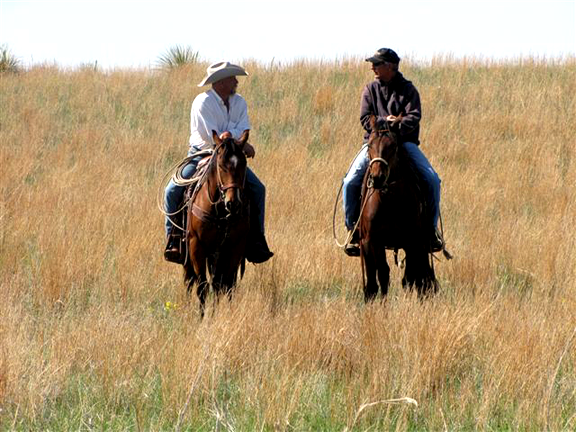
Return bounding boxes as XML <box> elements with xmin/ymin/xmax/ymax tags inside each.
<box><xmin>430</xmin><ymin>228</ymin><xmax>453</xmax><ymax>260</ymax></box>
<box><xmin>344</xmin><ymin>229</ymin><xmax>360</xmax><ymax>257</ymax></box>
<box><xmin>344</xmin><ymin>243</ymin><xmax>360</xmax><ymax>257</ymax></box>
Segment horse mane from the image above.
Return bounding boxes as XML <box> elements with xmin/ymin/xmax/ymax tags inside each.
<box><xmin>188</xmin><ymin>139</ymin><xmax>240</xmax><ymax>204</ymax></box>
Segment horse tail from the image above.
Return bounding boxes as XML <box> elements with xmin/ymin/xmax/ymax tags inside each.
<box><xmin>240</xmin><ymin>257</ymin><xmax>246</xmax><ymax>280</ymax></box>
<box><xmin>359</xmin><ymin>237</ymin><xmax>366</xmax><ymax>293</ymax></box>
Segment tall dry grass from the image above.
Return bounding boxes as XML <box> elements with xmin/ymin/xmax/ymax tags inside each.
<box><xmin>0</xmin><ymin>57</ymin><xmax>575</xmax><ymax>430</ymax></box>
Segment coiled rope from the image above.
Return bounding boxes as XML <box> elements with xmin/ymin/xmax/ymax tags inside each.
<box><xmin>156</xmin><ymin>150</ymin><xmax>213</xmax><ymax>232</ymax></box>
<box><xmin>332</xmin><ymin>145</ymin><xmax>368</xmax><ymax>248</ymax></box>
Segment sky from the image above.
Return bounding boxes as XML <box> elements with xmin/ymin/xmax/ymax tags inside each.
<box><xmin>1</xmin><ymin>0</ymin><xmax>575</xmax><ymax>69</ymax></box>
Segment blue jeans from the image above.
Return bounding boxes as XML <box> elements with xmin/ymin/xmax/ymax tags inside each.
<box><xmin>342</xmin><ymin>142</ymin><xmax>441</xmax><ymax>231</ymax></box>
<box><xmin>164</xmin><ymin>158</ymin><xmax>266</xmax><ymax>237</ymax></box>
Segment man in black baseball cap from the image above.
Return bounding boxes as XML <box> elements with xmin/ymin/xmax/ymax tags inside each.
<box><xmin>341</xmin><ymin>47</ymin><xmax>444</xmax><ymax>256</ymax></box>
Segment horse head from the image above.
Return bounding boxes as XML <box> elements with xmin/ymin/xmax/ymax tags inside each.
<box><xmin>211</xmin><ymin>130</ymin><xmax>249</xmax><ymax>216</ymax></box>
<box><xmin>367</xmin><ymin>115</ymin><xmax>401</xmax><ymax>190</ymax></box>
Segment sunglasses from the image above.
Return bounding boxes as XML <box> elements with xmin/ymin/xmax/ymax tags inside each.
<box><xmin>372</xmin><ymin>61</ymin><xmax>398</xmax><ymax>71</ymax></box>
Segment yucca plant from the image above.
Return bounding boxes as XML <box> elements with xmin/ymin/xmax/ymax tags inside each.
<box><xmin>0</xmin><ymin>44</ymin><xmax>21</xmax><ymax>73</ymax></box>
<box><xmin>156</xmin><ymin>45</ymin><xmax>199</xmax><ymax>70</ymax></box>
<box><xmin>78</xmin><ymin>60</ymin><xmax>98</xmax><ymax>72</ymax></box>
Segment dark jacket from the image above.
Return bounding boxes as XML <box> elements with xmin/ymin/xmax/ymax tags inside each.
<box><xmin>360</xmin><ymin>72</ymin><xmax>421</xmax><ymax>145</ymax></box>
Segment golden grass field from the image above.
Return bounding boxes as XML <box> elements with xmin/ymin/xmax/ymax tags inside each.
<box><xmin>1</xmin><ymin>57</ymin><xmax>575</xmax><ymax>430</ymax></box>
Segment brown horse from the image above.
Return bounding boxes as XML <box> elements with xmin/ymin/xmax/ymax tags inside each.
<box><xmin>359</xmin><ymin>115</ymin><xmax>438</xmax><ymax>301</ymax></box>
<box><xmin>184</xmin><ymin>131</ymin><xmax>250</xmax><ymax>317</ymax></box>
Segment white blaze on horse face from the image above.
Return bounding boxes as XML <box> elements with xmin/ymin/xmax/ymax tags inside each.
<box><xmin>226</xmin><ymin>155</ymin><xmax>243</xmax><ymax>204</ymax></box>
<box><xmin>222</xmin><ymin>153</ymin><xmax>243</xmax><ymax>209</ymax></box>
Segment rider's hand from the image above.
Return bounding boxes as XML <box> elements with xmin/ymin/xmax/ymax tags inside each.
<box><xmin>243</xmin><ymin>142</ymin><xmax>256</xmax><ymax>158</ymax></box>
<box><xmin>386</xmin><ymin>115</ymin><xmax>397</xmax><ymax>123</ymax></box>
<box><xmin>219</xmin><ymin>131</ymin><xmax>232</xmax><ymax>140</ymax></box>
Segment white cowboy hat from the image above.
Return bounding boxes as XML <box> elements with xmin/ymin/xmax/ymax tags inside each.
<box><xmin>197</xmin><ymin>62</ymin><xmax>248</xmax><ymax>87</ymax></box>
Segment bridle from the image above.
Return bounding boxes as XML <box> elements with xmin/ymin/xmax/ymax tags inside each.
<box><xmin>366</xmin><ymin>129</ymin><xmax>397</xmax><ymax>191</ymax></box>
<box><xmin>207</xmin><ymin>141</ymin><xmax>247</xmax><ymax>206</ymax></box>
<box><xmin>367</xmin><ymin>156</ymin><xmax>390</xmax><ymax>189</ymax></box>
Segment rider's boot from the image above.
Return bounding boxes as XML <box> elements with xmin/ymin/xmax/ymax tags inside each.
<box><xmin>164</xmin><ymin>229</ymin><xmax>184</xmax><ymax>264</ymax></box>
<box><xmin>344</xmin><ymin>229</ymin><xmax>361</xmax><ymax>257</ymax></box>
<box><xmin>246</xmin><ymin>231</ymin><xmax>274</xmax><ymax>264</ymax></box>
<box><xmin>430</xmin><ymin>227</ymin><xmax>444</xmax><ymax>253</ymax></box>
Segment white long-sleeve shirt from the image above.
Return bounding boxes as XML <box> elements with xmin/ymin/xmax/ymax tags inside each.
<box><xmin>188</xmin><ymin>89</ymin><xmax>251</xmax><ymax>152</ymax></box>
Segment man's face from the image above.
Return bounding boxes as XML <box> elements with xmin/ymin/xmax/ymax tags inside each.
<box><xmin>371</xmin><ymin>61</ymin><xmax>397</xmax><ymax>82</ymax></box>
<box><xmin>219</xmin><ymin>76</ymin><xmax>239</xmax><ymax>95</ymax></box>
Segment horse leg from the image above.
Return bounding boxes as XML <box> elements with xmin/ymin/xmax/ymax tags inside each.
<box><xmin>189</xmin><ymin>235</ymin><xmax>209</xmax><ymax>318</ymax></box>
<box><xmin>212</xmin><ymin>252</ymin><xmax>241</xmax><ymax>305</ymax></box>
<box><xmin>420</xmin><ymin>252</ymin><xmax>439</xmax><ymax>298</ymax></box>
<box><xmin>224</xmin><ymin>246</ymin><xmax>244</xmax><ymax>302</ymax></box>
<box><xmin>219</xmin><ymin>272</ymin><xmax>235</xmax><ymax>303</ymax></box>
<box><xmin>402</xmin><ymin>249</ymin><xmax>416</xmax><ymax>293</ymax></box>
<box><xmin>211</xmin><ymin>271</ymin><xmax>225</xmax><ymax>311</ymax></box>
<box><xmin>227</xmin><ymin>271</ymin><xmax>238</xmax><ymax>301</ymax></box>
<box><xmin>195</xmin><ymin>279</ymin><xmax>210</xmax><ymax>318</ymax></box>
<box><xmin>361</xmin><ymin>241</ymin><xmax>379</xmax><ymax>302</ymax></box>
<box><xmin>183</xmin><ymin>261</ymin><xmax>196</xmax><ymax>297</ymax></box>
<box><xmin>376</xmin><ymin>249</ymin><xmax>390</xmax><ymax>298</ymax></box>
<box><xmin>403</xmin><ymin>249</ymin><xmax>439</xmax><ymax>299</ymax></box>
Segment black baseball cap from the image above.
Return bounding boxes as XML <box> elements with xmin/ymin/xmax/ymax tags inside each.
<box><xmin>365</xmin><ymin>48</ymin><xmax>401</xmax><ymax>64</ymax></box>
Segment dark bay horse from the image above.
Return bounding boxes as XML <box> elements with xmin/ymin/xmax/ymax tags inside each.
<box><xmin>184</xmin><ymin>131</ymin><xmax>250</xmax><ymax>317</ymax></box>
<box><xmin>359</xmin><ymin>115</ymin><xmax>438</xmax><ymax>301</ymax></box>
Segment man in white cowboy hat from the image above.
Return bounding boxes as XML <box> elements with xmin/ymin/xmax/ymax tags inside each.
<box><xmin>163</xmin><ymin>61</ymin><xmax>273</xmax><ymax>264</ymax></box>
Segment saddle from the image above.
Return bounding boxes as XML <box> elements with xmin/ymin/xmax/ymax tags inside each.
<box><xmin>165</xmin><ymin>149</ymin><xmax>273</xmax><ymax>265</ymax></box>
<box><xmin>164</xmin><ymin>152</ymin><xmax>213</xmax><ymax>264</ymax></box>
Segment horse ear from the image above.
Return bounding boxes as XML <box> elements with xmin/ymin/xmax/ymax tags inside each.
<box><xmin>369</xmin><ymin>115</ymin><xmax>377</xmax><ymax>132</ymax></box>
<box><xmin>212</xmin><ymin>130</ymin><xmax>222</xmax><ymax>146</ymax></box>
<box><xmin>237</xmin><ymin>129</ymin><xmax>249</xmax><ymax>148</ymax></box>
